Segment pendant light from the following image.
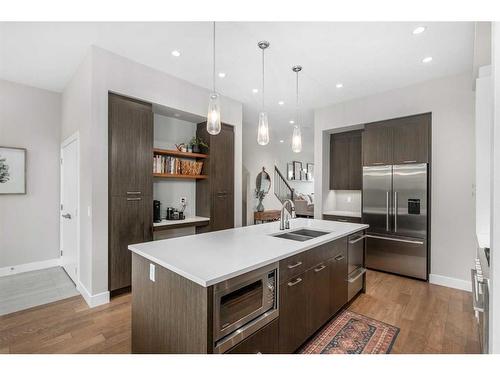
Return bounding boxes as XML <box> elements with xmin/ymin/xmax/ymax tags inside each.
<box><xmin>207</xmin><ymin>22</ymin><xmax>221</xmax><ymax>135</ymax></box>
<box><xmin>257</xmin><ymin>41</ymin><xmax>270</xmax><ymax>146</ymax></box>
<box><xmin>291</xmin><ymin>65</ymin><xmax>302</xmax><ymax>153</ymax></box>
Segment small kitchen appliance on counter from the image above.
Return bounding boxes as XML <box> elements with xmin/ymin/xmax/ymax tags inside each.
<box><xmin>153</xmin><ymin>200</ymin><xmax>161</xmax><ymax>223</ymax></box>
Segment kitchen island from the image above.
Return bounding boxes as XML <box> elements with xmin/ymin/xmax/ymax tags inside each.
<box><xmin>129</xmin><ymin>218</ymin><xmax>368</xmax><ymax>354</ymax></box>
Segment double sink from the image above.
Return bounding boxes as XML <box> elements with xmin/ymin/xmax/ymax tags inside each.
<box><xmin>271</xmin><ymin>228</ymin><xmax>330</xmax><ymax>242</ymax></box>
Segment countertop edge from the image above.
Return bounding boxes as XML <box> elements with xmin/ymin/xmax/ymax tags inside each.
<box><xmin>129</xmin><ymin>223</ymin><xmax>368</xmax><ymax>287</ymax></box>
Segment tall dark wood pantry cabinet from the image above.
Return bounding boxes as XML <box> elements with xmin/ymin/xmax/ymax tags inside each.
<box><xmin>196</xmin><ymin>123</ymin><xmax>235</xmax><ymax>232</ymax></box>
<box><xmin>108</xmin><ymin>93</ymin><xmax>153</xmax><ymax>293</ymax></box>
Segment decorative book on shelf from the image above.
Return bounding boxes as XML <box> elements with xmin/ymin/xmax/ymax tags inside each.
<box><xmin>153</xmin><ymin>149</ymin><xmax>207</xmax><ymax>179</ymax></box>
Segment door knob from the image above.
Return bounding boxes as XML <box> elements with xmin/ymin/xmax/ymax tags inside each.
<box><xmin>62</xmin><ymin>213</ymin><xmax>72</xmax><ymax>219</ymax></box>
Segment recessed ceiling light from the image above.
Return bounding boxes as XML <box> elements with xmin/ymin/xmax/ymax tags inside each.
<box><xmin>422</xmin><ymin>56</ymin><xmax>433</xmax><ymax>63</ymax></box>
<box><xmin>171</xmin><ymin>50</ymin><xmax>181</xmax><ymax>57</ymax></box>
<box><xmin>252</xmin><ymin>88</ymin><xmax>259</xmax><ymax>94</ymax></box>
<box><xmin>218</xmin><ymin>72</ymin><xmax>226</xmax><ymax>78</ymax></box>
<box><xmin>289</xmin><ymin>120</ymin><xmax>295</xmax><ymax>124</ymax></box>
<box><xmin>279</xmin><ymin>140</ymin><xmax>284</xmax><ymax>143</ymax></box>
<box><xmin>413</xmin><ymin>26</ymin><xmax>426</xmax><ymax>35</ymax></box>
<box><xmin>278</xmin><ymin>100</ymin><xmax>285</xmax><ymax>105</ymax></box>
<box><xmin>336</xmin><ymin>83</ymin><xmax>343</xmax><ymax>88</ymax></box>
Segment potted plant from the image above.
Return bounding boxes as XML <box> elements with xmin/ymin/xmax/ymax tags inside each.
<box><xmin>189</xmin><ymin>136</ymin><xmax>209</xmax><ymax>154</ymax></box>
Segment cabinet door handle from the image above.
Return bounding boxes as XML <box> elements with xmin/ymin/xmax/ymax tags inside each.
<box><xmin>372</xmin><ymin>162</ymin><xmax>384</xmax><ymax>165</ymax></box>
<box><xmin>287</xmin><ymin>261</ymin><xmax>302</xmax><ymax>269</ymax></box>
<box><xmin>287</xmin><ymin>277</ymin><xmax>302</xmax><ymax>287</ymax></box>
<box><xmin>126</xmin><ymin>191</ymin><xmax>141</xmax><ymax>195</ymax></box>
<box><xmin>334</xmin><ymin>254</ymin><xmax>345</xmax><ymax>261</ymax></box>
<box><xmin>314</xmin><ymin>264</ymin><xmax>327</xmax><ymax>273</ymax></box>
<box><xmin>402</xmin><ymin>160</ymin><xmax>416</xmax><ymax>163</ymax></box>
<box><xmin>349</xmin><ymin>235</ymin><xmax>365</xmax><ymax>244</ymax></box>
<box><xmin>127</xmin><ymin>197</ymin><xmax>142</xmax><ymax>201</ymax></box>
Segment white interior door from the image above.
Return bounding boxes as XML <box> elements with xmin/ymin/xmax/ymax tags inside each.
<box><xmin>60</xmin><ymin>137</ymin><xmax>79</xmax><ymax>285</ymax></box>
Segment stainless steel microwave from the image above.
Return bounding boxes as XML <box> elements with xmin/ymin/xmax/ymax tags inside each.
<box><xmin>213</xmin><ymin>262</ymin><xmax>279</xmax><ymax>353</ymax></box>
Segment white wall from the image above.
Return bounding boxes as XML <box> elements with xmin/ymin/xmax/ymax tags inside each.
<box><xmin>315</xmin><ymin>72</ymin><xmax>476</xmax><ymax>287</ymax></box>
<box><xmin>490</xmin><ymin>21</ymin><xmax>500</xmax><ymax>354</ymax></box>
<box><xmin>153</xmin><ymin>114</ymin><xmax>196</xmax><ymax>218</ymax></box>
<box><xmin>60</xmin><ymin>46</ymin><xmax>243</xmax><ymax>299</ymax></box>
<box><xmin>242</xmin><ymin>122</ymin><xmax>314</xmax><ymax>225</ymax></box>
<box><xmin>0</xmin><ymin>79</ymin><xmax>61</xmax><ymax>269</ymax></box>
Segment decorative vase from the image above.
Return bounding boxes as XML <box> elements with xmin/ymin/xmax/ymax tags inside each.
<box><xmin>256</xmin><ymin>199</ymin><xmax>265</xmax><ymax>212</ymax></box>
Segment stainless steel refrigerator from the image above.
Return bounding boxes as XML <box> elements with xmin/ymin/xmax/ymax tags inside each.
<box><xmin>362</xmin><ymin>163</ymin><xmax>428</xmax><ymax>280</ymax></box>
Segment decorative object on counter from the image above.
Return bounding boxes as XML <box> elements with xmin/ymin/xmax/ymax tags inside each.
<box><xmin>300</xmin><ymin>310</ymin><xmax>400</xmax><ymax>354</ymax></box>
<box><xmin>0</xmin><ymin>146</ymin><xmax>26</xmax><ymax>194</ymax></box>
<box><xmin>207</xmin><ymin>22</ymin><xmax>221</xmax><ymax>135</ymax></box>
<box><xmin>256</xmin><ymin>41</ymin><xmax>270</xmax><ymax>146</ymax></box>
<box><xmin>166</xmin><ymin>206</ymin><xmax>185</xmax><ymax>221</ymax></box>
<box><xmin>291</xmin><ymin>65</ymin><xmax>303</xmax><ymax>153</ymax></box>
<box><xmin>253</xmin><ymin>209</ymin><xmax>281</xmax><ymax>224</ymax></box>
<box><xmin>306</xmin><ymin>163</ymin><xmax>314</xmax><ymax>181</ymax></box>
<box><xmin>153</xmin><ymin>200</ymin><xmax>162</xmax><ymax>223</ymax></box>
<box><xmin>189</xmin><ymin>136</ymin><xmax>209</xmax><ymax>154</ymax></box>
<box><xmin>255</xmin><ymin>167</ymin><xmax>271</xmax><ymax>212</ymax></box>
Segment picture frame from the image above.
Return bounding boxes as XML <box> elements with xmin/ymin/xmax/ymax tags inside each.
<box><xmin>292</xmin><ymin>161</ymin><xmax>302</xmax><ymax>181</ymax></box>
<box><xmin>306</xmin><ymin>163</ymin><xmax>314</xmax><ymax>181</ymax></box>
<box><xmin>287</xmin><ymin>163</ymin><xmax>294</xmax><ymax>181</ymax></box>
<box><xmin>0</xmin><ymin>146</ymin><xmax>27</xmax><ymax>195</ymax></box>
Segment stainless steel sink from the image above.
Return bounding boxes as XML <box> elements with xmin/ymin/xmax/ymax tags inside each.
<box><xmin>272</xmin><ymin>229</ymin><xmax>330</xmax><ymax>242</ymax></box>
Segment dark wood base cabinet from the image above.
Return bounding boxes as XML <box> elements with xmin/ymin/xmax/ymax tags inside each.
<box><xmin>131</xmin><ymin>235</ymin><xmax>363</xmax><ymax>354</ymax></box>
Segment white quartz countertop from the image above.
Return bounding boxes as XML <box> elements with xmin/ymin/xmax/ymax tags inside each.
<box><xmin>129</xmin><ymin>218</ymin><xmax>368</xmax><ymax>287</ymax></box>
<box><xmin>323</xmin><ymin>210</ymin><xmax>362</xmax><ymax>218</ymax></box>
<box><xmin>153</xmin><ymin>216</ymin><xmax>210</xmax><ymax>227</ymax></box>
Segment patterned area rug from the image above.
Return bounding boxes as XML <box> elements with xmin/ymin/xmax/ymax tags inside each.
<box><xmin>300</xmin><ymin>310</ymin><xmax>400</xmax><ymax>354</ymax></box>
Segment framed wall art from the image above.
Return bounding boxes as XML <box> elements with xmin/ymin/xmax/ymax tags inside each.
<box><xmin>0</xmin><ymin>146</ymin><xmax>26</xmax><ymax>194</ymax></box>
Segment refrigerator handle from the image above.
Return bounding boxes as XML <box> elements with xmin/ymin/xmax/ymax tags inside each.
<box><xmin>386</xmin><ymin>191</ymin><xmax>390</xmax><ymax>231</ymax></box>
<box><xmin>394</xmin><ymin>191</ymin><xmax>398</xmax><ymax>232</ymax></box>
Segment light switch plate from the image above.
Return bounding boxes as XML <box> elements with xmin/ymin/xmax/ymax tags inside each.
<box><xmin>149</xmin><ymin>264</ymin><xmax>155</xmax><ymax>282</ymax></box>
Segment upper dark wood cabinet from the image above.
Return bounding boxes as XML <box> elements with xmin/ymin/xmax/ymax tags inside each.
<box><xmin>109</xmin><ymin>94</ymin><xmax>153</xmax><ymax>197</ymax></box>
<box><xmin>330</xmin><ymin>130</ymin><xmax>362</xmax><ymax>190</ymax></box>
<box><xmin>196</xmin><ymin>123</ymin><xmax>235</xmax><ymax>232</ymax></box>
<box><xmin>363</xmin><ymin>113</ymin><xmax>431</xmax><ymax>166</ymax></box>
<box><xmin>362</xmin><ymin>123</ymin><xmax>393</xmax><ymax>166</ymax></box>
<box><xmin>392</xmin><ymin>113</ymin><xmax>430</xmax><ymax>164</ymax></box>
<box><xmin>108</xmin><ymin>93</ymin><xmax>153</xmax><ymax>293</ymax></box>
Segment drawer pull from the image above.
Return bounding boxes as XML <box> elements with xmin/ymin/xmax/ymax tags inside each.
<box><xmin>287</xmin><ymin>277</ymin><xmax>302</xmax><ymax>287</ymax></box>
<box><xmin>127</xmin><ymin>197</ymin><xmax>142</xmax><ymax>201</ymax></box>
<box><xmin>126</xmin><ymin>191</ymin><xmax>141</xmax><ymax>195</ymax></box>
<box><xmin>347</xmin><ymin>268</ymin><xmax>367</xmax><ymax>283</ymax></box>
<box><xmin>314</xmin><ymin>264</ymin><xmax>326</xmax><ymax>273</ymax></box>
<box><xmin>334</xmin><ymin>255</ymin><xmax>345</xmax><ymax>261</ymax></box>
<box><xmin>287</xmin><ymin>261</ymin><xmax>303</xmax><ymax>269</ymax></box>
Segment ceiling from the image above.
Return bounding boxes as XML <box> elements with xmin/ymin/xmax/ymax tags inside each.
<box><xmin>0</xmin><ymin>22</ymin><xmax>474</xmax><ymax>142</ymax></box>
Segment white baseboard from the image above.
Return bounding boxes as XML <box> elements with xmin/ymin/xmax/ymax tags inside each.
<box><xmin>429</xmin><ymin>273</ymin><xmax>472</xmax><ymax>292</ymax></box>
<box><xmin>0</xmin><ymin>258</ymin><xmax>61</xmax><ymax>277</ymax></box>
<box><xmin>77</xmin><ymin>282</ymin><xmax>110</xmax><ymax>308</ymax></box>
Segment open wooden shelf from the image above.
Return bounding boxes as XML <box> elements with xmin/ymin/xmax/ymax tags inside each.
<box><xmin>153</xmin><ymin>173</ymin><xmax>208</xmax><ymax>180</ymax></box>
<box><xmin>153</xmin><ymin>148</ymin><xmax>208</xmax><ymax>159</ymax></box>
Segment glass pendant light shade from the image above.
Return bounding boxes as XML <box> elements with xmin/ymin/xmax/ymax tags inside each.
<box><xmin>292</xmin><ymin>124</ymin><xmax>302</xmax><ymax>153</ymax></box>
<box><xmin>207</xmin><ymin>92</ymin><xmax>221</xmax><ymax>135</ymax></box>
<box><xmin>257</xmin><ymin>111</ymin><xmax>270</xmax><ymax>145</ymax></box>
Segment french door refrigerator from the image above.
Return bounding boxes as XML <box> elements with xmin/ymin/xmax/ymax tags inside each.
<box><xmin>362</xmin><ymin>163</ymin><xmax>428</xmax><ymax>280</ymax></box>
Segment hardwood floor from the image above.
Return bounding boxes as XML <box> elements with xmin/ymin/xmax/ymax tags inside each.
<box><xmin>0</xmin><ymin>270</ymin><xmax>480</xmax><ymax>354</ymax></box>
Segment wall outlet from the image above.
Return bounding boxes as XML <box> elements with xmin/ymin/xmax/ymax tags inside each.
<box><xmin>149</xmin><ymin>264</ymin><xmax>155</xmax><ymax>282</ymax></box>
<box><xmin>180</xmin><ymin>197</ymin><xmax>187</xmax><ymax>205</ymax></box>
<box><xmin>347</xmin><ymin>196</ymin><xmax>352</xmax><ymax>203</ymax></box>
